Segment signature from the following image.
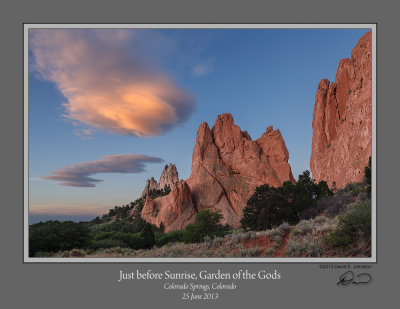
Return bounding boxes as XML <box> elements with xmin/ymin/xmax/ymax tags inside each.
<box><xmin>337</xmin><ymin>271</ymin><xmax>372</xmax><ymax>286</ymax></box>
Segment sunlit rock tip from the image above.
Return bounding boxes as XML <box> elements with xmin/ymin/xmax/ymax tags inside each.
<box><xmin>141</xmin><ymin>163</ymin><xmax>179</xmax><ymax>198</ymax></box>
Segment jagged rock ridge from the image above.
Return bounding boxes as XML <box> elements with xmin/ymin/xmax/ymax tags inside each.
<box><xmin>141</xmin><ymin>163</ymin><xmax>179</xmax><ymax>198</ymax></box>
<box><xmin>310</xmin><ymin>31</ymin><xmax>372</xmax><ymax>188</ymax></box>
<box><xmin>141</xmin><ymin>113</ymin><xmax>295</xmax><ymax>231</ymax></box>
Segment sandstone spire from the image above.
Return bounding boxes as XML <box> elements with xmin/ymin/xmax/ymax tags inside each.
<box><xmin>310</xmin><ymin>31</ymin><xmax>372</xmax><ymax>188</ymax></box>
<box><xmin>141</xmin><ymin>164</ymin><xmax>179</xmax><ymax>198</ymax></box>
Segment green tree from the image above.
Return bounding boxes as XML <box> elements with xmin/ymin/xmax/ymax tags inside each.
<box><xmin>364</xmin><ymin>156</ymin><xmax>372</xmax><ymax>194</ymax></box>
<box><xmin>315</xmin><ymin>180</ymin><xmax>332</xmax><ymax>198</ymax></box>
<box><xmin>29</xmin><ymin>221</ymin><xmax>91</xmax><ymax>256</ymax></box>
<box><xmin>183</xmin><ymin>209</ymin><xmax>229</xmax><ymax>243</ymax></box>
<box><xmin>240</xmin><ymin>184</ymin><xmax>294</xmax><ymax>230</ymax></box>
<box><xmin>141</xmin><ymin>223</ymin><xmax>156</xmax><ymax>249</ymax></box>
<box><xmin>241</xmin><ymin>170</ymin><xmax>330</xmax><ymax>231</ymax></box>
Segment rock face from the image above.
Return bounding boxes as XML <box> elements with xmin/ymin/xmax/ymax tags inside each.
<box><xmin>141</xmin><ymin>177</ymin><xmax>159</xmax><ymax>198</ymax></box>
<box><xmin>140</xmin><ymin>113</ymin><xmax>294</xmax><ymax>230</ymax></box>
<box><xmin>141</xmin><ymin>180</ymin><xmax>196</xmax><ymax>232</ymax></box>
<box><xmin>310</xmin><ymin>31</ymin><xmax>372</xmax><ymax>188</ymax></box>
<box><xmin>159</xmin><ymin>163</ymin><xmax>179</xmax><ymax>190</ymax></box>
<box><xmin>141</xmin><ymin>164</ymin><xmax>179</xmax><ymax>198</ymax></box>
<box><xmin>186</xmin><ymin>113</ymin><xmax>294</xmax><ymax>227</ymax></box>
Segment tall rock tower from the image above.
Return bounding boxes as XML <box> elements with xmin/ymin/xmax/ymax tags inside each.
<box><xmin>310</xmin><ymin>31</ymin><xmax>372</xmax><ymax>188</ymax></box>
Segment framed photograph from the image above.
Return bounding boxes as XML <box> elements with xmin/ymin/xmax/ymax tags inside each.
<box><xmin>24</xmin><ymin>24</ymin><xmax>375</xmax><ymax>263</ymax></box>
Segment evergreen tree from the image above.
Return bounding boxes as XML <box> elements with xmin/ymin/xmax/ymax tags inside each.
<box><xmin>141</xmin><ymin>223</ymin><xmax>155</xmax><ymax>249</ymax></box>
<box><xmin>364</xmin><ymin>156</ymin><xmax>372</xmax><ymax>194</ymax></box>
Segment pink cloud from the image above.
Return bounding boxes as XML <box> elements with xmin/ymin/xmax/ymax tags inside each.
<box><xmin>29</xmin><ymin>29</ymin><xmax>196</xmax><ymax>137</ymax></box>
<box><xmin>42</xmin><ymin>154</ymin><xmax>163</xmax><ymax>187</ymax></box>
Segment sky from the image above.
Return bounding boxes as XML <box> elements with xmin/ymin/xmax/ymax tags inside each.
<box><xmin>28</xmin><ymin>27</ymin><xmax>370</xmax><ymax>223</ymax></box>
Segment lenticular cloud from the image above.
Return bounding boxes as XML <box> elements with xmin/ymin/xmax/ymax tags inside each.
<box><xmin>42</xmin><ymin>154</ymin><xmax>163</xmax><ymax>187</ymax></box>
<box><xmin>29</xmin><ymin>29</ymin><xmax>196</xmax><ymax>137</ymax></box>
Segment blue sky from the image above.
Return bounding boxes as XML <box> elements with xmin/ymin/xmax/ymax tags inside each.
<box><xmin>28</xmin><ymin>27</ymin><xmax>370</xmax><ymax>222</ymax></box>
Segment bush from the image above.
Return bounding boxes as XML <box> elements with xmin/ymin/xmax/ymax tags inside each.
<box><xmin>61</xmin><ymin>250</ymin><xmax>70</xmax><ymax>257</ymax></box>
<box><xmin>70</xmin><ymin>249</ymin><xmax>86</xmax><ymax>257</ymax></box>
<box><xmin>325</xmin><ymin>203</ymin><xmax>371</xmax><ymax>248</ymax></box>
<box><xmin>34</xmin><ymin>251</ymin><xmax>53</xmax><ymax>257</ymax></box>
<box><xmin>317</xmin><ymin>193</ymin><xmax>354</xmax><ymax>218</ymax></box>
<box><xmin>284</xmin><ymin>238</ymin><xmax>322</xmax><ymax>257</ymax></box>
<box><xmin>156</xmin><ymin>230</ymin><xmax>185</xmax><ymax>247</ymax></box>
<box><xmin>277</xmin><ymin>222</ymin><xmax>291</xmax><ymax>235</ymax></box>
<box><xmin>364</xmin><ymin>157</ymin><xmax>371</xmax><ymax>195</ymax></box>
<box><xmin>264</xmin><ymin>248</ymin><xmax>275</xmax><ymax>257</ymax></box>
<box><xmin>183</xmin><ymin>224</ymin><xmax>203</xmax><ymax>243</ymax></box>
<box><xmin>92</xmin><ymin>231</ymin><xmax>145</xmax><ymax>249</ymax></box>
<box><xmin>299</xmin><ymin>207</ymin><xmax>320</xmax><ymax>220</ymax></box>
<box><xmin>90</xmin><ymin>239</ymin><xmax>127</xmax><ymax>250</ymax></box>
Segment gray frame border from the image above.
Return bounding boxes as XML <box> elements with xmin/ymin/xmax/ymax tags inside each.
<box><xmin>24</xmin><ymin>23</ymin><xmax>377</xmax><ymax>263</ymax></box>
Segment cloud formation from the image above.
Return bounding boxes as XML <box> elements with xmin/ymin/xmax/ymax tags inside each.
<box><xmin>29</xmin><ymin>29</ymin><xmax>196</xmax><ymax>137</ymax></box>
<box><xmin>42</xmin><ymin>154</ymin><xmax>163</xmax><ymax>187</ymax></box>
<box><xmin>191</xmin><ymin>57</ymin><xmax>214</xmax><ymax>77</ymax></box>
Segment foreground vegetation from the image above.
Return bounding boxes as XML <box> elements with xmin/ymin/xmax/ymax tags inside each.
<box><xmin>30</xmin><ymin>160</ymin><xmax>372</xmax><ymax>258</ymax></box>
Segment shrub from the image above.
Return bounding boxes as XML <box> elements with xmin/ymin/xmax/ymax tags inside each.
<box><xmin>183</xmin><ymin>224</ymin><xmax>203</xmax><ymax>243</ymax></box>
<box><xmin>70</xmin><ymin>249</ymin><xmax>86</xmax><ymax>257</ymax></box>
<box><xmin>90</xmin><ymin>238</ymin><xmax>127</xmax><ymax>250</ymax></box>
<box><xmin>292</xmin><ymin>220</ymin><xmax>313</xmax><ymax>236</ymax></box>
<box><xmin>313</xmin><ymin>216</ymin><xmax>326</xmax><ymax>224</ymax></box>
<box><xmin>246</xmin><ymin>246</ymin><xmax>261</xmax><ymax>257</ymax></box>
<box><xmin>325</xmin><ymin>203</ymin><xmax>371</xmax><ymax>248</ymax></box>
<box><xmin>271</xmin><ymin>234</ymin><xmax>282</xmax><ymax>244</ymax></box>
<box><xmin>228</xmin><ymin>234</ymin><xmax>240</xmax><ymax>247</ymax></box>
<box><xmin>277</xmin><ymin>222</ymin><xmax>291</xmax><ymax>235</ymax></box>
<box><xmin>212</xmin><ymin>237</ymin><xmax>224</xmax><ymax>246</ymax></box>
<box><xmin>156</xmin><ymin>230</ymin><xmax>185</xmax><ymax>247</ymax></box>
<box><xmin>284</xmin><ymin>238</ymin><xmax>322</xmax><ymax>257</ymax></box>
<box><xmin>34</xmin><ymin>251</ymin><xmax>52</xmax><ymax>257</ymax></box>
<box><xmin>264</xmin><ymin>248</ymin><xmax>275</xmax><ymax>257</ymax></box>
<box><xmin>299</xmin><ymin>207</ymin><xmax>320</xmax><ymax>220</ymax></box>
<box><xmin>92</xmin><ymin>231</ymin><xmax>145</xmax><ymax>249</ymax></box>
<box><xmin>318</xmin><ymin>193</ymin><xmax>354</xmax><ymax>218</ymax></box>
<box><xmin>265</xmin><ymin>229</ymin><xmax>280</xmax><ymax>238</ymax></box>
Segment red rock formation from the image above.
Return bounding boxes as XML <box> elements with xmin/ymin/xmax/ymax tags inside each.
<box><xmin>310</xmin><ymin>31</ymin><xmax>372</xmax><ymax>188</ymax></box>
<box><xmin>159</xmin><ymin>163</ymin><xmax>179</xmax><ymax>190</ymax></box>
<box><xmin>141</xmin><ymin>180</ymin><xmax>196</xmax><ymax>232</ymax></box>
<box><xmin>141</xmin><ymin>113</ymin><xmax>294</xmax><ymax>230</ymax></box>
<box><xmin>141</xmin><ymin>164</ymin><xmax>179</xmax><ymax>198</ymax></box>
<box><xmin>141</xmin><ymin>177</ymin><xmax>158</xmax><ymax>198</ymax></box>
<box><xmin>187</xmin><ymin>113</ymin><xmax>294</xmax><ymax>227</ymax></box>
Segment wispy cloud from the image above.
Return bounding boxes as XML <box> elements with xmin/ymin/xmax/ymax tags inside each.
<box><xmin>191</xmin><ymin>57</ymin><xmax>214</xmax><ymax>77</ymax></box>
<box><xmin>30</xmin><ymin>203</ymin><xmax>111</xmax><ymax>216</ymax></box>
<box><xmin>29</xmin><ymin>29</ymin><xmax>196</xmax><ymax>137</ymax></box>
<box><xmin>74</xmin><ymin>128</ymin><xmax>94</xmax><ymax>140</ymax></box>
<box><xmin>42</xmin><ymin>154</ymin><xmax>163</xmax><ymax>187</ymax></box>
